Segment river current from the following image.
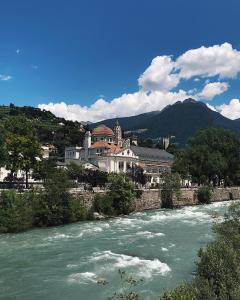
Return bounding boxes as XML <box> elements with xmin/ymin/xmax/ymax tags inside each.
<box><xmin>0</xmin><ymin>201</ymin><xmax>233</xmax><ymax>300</ymax></box>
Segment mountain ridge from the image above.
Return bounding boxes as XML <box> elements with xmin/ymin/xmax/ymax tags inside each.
<box><xmin>91</xmin><ymin>99</ymin><xmax>240</xmax><ymax>145</ymax></box>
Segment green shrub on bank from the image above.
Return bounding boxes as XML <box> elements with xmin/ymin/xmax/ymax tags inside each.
<box><xmin>161</xmin><ymin>173</ymin><xmax>181</xmax><ymax>208</ymax></box>
<box><xmin>33</xmin><ymin>169</ymin><xmax>92</xmax><ymax>227</ymax></box>
<box><xmin>93</xmin><ymin>193</ymin><xmax>114</xmax><ymax>216</ymax></box>
<box><xmin>94</xmin><ymin>174</ymin><xmax>135</xmax><ymax>216</ymax></box>
<box><xmin>0</xmin><ymin>169</ymin><xmax>93</xmax><ymax>233</ymax></box>
<box><xmin>0</xmin><ymin>190</ymin><xmax>34</xmax><ymax>233</ymax></box>
<box><xmin>197</xmin><ymin>186</ymin><xmax>212</xmax><ymax>204</ymax></box>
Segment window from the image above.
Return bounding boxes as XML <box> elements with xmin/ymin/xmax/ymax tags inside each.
<box><xmin>119</xmin><ymin>161</ymin><xmax>124</xmax><ymax>170</ymax></box>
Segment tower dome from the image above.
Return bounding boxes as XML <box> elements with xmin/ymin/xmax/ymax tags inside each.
<box><xmin>92</xmin><ymin>125</ymin><xmax>114</xmax><ymax>137</ymax></box>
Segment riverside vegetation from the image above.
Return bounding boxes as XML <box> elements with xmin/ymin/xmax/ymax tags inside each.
<box><xmin>0</xmin><ymin>168</ymin><xmax>136</xmax><ymax>233</ymax></box>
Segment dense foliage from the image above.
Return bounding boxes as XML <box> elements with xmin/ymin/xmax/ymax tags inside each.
<box><xmin>4</xmin><ymin>116</ymin><xmax>42</xmax><ymax>187</ymax></box>
<box><xmin>0</xmin><ymin>169</ymin><xmax>92</xmax><ymax>233</ymax></box>
<box><xmin>197</xmin><ymin>186</ymin><xmax>213</xmax><ymax>204</ymax></box>
<box><xmin>94</xmin><ymin>174</ymin><xmax>136</xmax><ymax>216</ymax></box>
<box><xmin>0</xmin><ymin>190</ymin><xmax>33</xmax><ymax>233</ymax></box>
<box><xmin>173</xmin><ymin>128</ymin><xmax>240</xmax><ymax>186</ymax></box>
<box><xmin>161</xmin><ymin>202</ymin><xmax>240</xmax><ymax>299</ymax></box>
<box><xmin>0</xmin><ymin>104</ymin><xmax>85</xmax><ymax>158</ymax></box>
<box><xmin>67</xmin><ymin>162</ymin><xmax>108</xmax><ymax>187</ymax></box>
<box><xmin>161</xmin><ymin>173</ymin><xmax>181</xmax><ymax>208</ymax></box>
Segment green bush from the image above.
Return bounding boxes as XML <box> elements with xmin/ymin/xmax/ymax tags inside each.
<box><xmin>161</xmin><ymin>173</ymin><xmax>181</xmax><ymax>208</ymax></box>
<box><xmin>68</xmin><ymin>195</ymin><xmax>92</xmax><ymax>222</ymax></box>
<box><xmin>108</xmin><ymin>174</ymin><xmax>136</xmax><ymax>215</ymax></box>
<box><xmin>197</xmin><ymin>186</ymin><xmax>212</xmax><ymax>204</ymax></box>
<box><xmin>93</xmin><ymin>193</ymin><xmax>114</xmax><ymax>216</ymax></box>
<box><xmin>0</xmin><ymin>190</ymin><xmax>34</xmax><ymax>233</ymax></box>
<box><xmin>93</xmin><ymin>174</ymin><xmax>136</xmax><ymax>216</ymax></box>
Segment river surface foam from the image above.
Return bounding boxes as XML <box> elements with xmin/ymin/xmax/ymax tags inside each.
<box><xmin>0</xmin><ymin>201</ymin><xmax>235</xmax><ymax>300</ymax></box>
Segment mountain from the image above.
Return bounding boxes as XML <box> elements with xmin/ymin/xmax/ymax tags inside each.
<box><xmin>91</xmin><ymin>98</ymin><xmax>240</xmax><ymax>145</ymax></box>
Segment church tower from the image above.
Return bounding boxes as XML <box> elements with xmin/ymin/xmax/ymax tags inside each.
<box><xmin>84</xmin><ymin>131</ymin><xmax>91</xmax><ymax>160</ymax></box>
<box><xmin>113</xmin><ymin>120</ymin><xmax>122</xmax><ymax>147</ymax></box>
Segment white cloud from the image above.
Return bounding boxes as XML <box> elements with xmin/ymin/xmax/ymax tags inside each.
<box><xmin>0</xmin><ymin>74</ymin><xmax>12</xmax><ymax>81</ymax></box>
<box><xmin>38</xmin><ymin>42</ymin><xmax>240</xmax><ymax>122</ymax></box>
<box><xmin>138</xmin><ymin>56</ymin><xmax>179</xmax><ymax>91</ymax></box>
<box><xmin>176</xmin><ymin>43</ymin><xmax>240</xmax><ymax>79</ymax></box>
<box><xmin>197</xmin><ymin>82</ymin><xmax>229</xmax><ymax>100</ymax></box>
<box><xmin>218</xmin><ymin>99</ymin><xmax>240</xmax><ymax>120</ymax></box>
<box><xmin>38</xmin><ymin>90</ymin><xmax>189</xmax><ymax>122</ymax></box>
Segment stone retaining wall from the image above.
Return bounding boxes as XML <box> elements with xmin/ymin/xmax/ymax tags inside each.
<box><xmin>134</xmin><ymin>189</ymin><xmax>161</xmax><ymax>211</ymax></box>
<box><xmin>69</xmin><ymin>186</ymin><xmax>240</xmax><ymax>211</ymax></box>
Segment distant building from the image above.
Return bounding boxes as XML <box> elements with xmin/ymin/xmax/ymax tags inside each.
<box><xmin>65</xmin><ymin>122</ymin><xmax>173</xmax><ymax>184</ymax></box>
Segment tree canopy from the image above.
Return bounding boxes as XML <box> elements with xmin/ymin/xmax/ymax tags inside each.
<box><xmin>173</xmin><ymin>128</ymin><xmax>240</xmax><ymax>186</ymax></box>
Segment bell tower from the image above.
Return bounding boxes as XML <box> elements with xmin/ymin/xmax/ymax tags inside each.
<box><xmin>84</xmin><ymin>131</ymin><xmax>91</xmax><ymax>160</ymax></box>
<box><xmin>113</xmin><ymin>120</ymin><xmax>122</xmax><ymax>147</ymax></box>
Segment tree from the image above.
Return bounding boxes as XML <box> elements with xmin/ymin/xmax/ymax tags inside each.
<box><xmin>66</xmin><ymin>162</ymin><xmax>83</xmax><ymax>181</ymax></box>
<box><xmin>173</xmin><ymin>128</ymin><xmax>240</xmax><ymax>186</ymax></box>
<box><xmin>4</xmin><ymin>117</ymin><xmax>42</xmax><ymax>187</ymax></box>
<box><xmin>0</xmin><ymin>127</ymin><xmax>7</xmax><ymax>167</ymax></box>
<box><xmin>94</xmin><ymin>174</ymin><xmax>136</xmax><ymax>216</ymax></box>
<box><xmin>108</xmin><ymin>174</ymin><xmax>136</xmax><ymax>215</ymax></box>
<box><xmin>33</xmin><ymin>169</ymin><xmax>75</xmax><ymax>226</ymax></box>
<box><xmin>32</xmin><ymin>159</ymin><xmax>57</xmax><ymax>181</ymax></box>
<box><xmin>0</xmin><ymin>190</ymin><xmax>33</xmax><ymax>233</ymax></box>
<box><xmin>161</xmin><ymin>173</ymin><xmax>181</xmax><ymax>208</ymax></box>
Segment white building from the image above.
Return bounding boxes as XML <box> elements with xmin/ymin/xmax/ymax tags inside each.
<box><xmin>65</xmin><ymin>122</ymin><xmax>174</xmax><ymax>183</ymax></box>
<box><xmin>65</xmin><ymin>123</ymin><xmax>138</xmax><ymax>173</ymax></box>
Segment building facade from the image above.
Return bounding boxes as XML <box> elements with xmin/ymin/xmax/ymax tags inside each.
<box><xmin>65</xmin><ymin>122</ymin><xmax>174</xmax><ymax>183</ymax></box>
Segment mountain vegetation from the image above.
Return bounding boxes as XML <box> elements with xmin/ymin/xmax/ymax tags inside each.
<box><xmin>0</xmin><ymin>104</ymin><xmax>85</xmax><ymax>157</ymax></box>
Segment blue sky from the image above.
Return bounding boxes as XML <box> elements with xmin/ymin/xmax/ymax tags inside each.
<box><xmin>0</xmin><ymin>0</ymin><xmax>240</xmax><ymax>121</ymax></box>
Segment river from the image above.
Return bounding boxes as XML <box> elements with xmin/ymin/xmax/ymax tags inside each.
<box><xmin>0</xmin><ymin>201</ymin><xmax>233</xmax><ymax>300</ymax></box>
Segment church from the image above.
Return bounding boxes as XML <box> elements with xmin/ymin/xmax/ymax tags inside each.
<box><xmin>65</xmin><ymin>122</ymin><xmax>173</xmax><ymax>184</ymax></box>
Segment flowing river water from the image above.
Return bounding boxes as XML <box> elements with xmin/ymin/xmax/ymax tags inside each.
<box><xmin>0</xmin><ymin>201</ymin><xmax>233</xmax><ymax>300</ymax></box>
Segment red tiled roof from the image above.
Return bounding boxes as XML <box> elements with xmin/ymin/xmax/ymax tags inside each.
<box><xmin>92</xmin><ymin>125</ymin><xmax>114</xmax><ymax>137</ymax></box>
<box><xmin>90</xmin><ymin>141</ymin><xmax>125</xmax><ymax>155</ymax></box>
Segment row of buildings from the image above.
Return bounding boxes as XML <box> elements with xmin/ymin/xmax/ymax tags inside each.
<box><xmin>0</xmin><ymin>122</ymin><xmax>174</xmax><ymax>186</ymax></box>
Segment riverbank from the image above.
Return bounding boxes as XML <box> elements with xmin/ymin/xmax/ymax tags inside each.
<box><xmin>1</xmin><ymin>186</ymin><xmax>239</xmax><ymax>234</ymax></box>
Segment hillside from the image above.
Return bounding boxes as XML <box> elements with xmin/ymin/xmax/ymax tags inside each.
<box><xmin>0</xmin><ymin>104</ymin><xmax>85</xmax><ymax>157</ymax></box>
<box><xmin>92</xmin><ymin>99</ymin><xmax>240</xmax><ymax>145</ymax></box>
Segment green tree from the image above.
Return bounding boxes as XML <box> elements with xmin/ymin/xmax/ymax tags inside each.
<box><xmin>173</xmin><ymin>128</ymin><xmax>240</xmax><ymax>186</ymax></box>
<box><xmin>32</xmin><ymin>159</ymin><xmax>57</xmax><ymax>181</ymax></box>
<box><xmin>94</xmin><ymin>174</ymin><xmax>136</xmax><ymax>215</ymax></box>
<box><xmin>0</xmin><ymin>127</ymin><xmax>7</xmax><ymax>167</ymax></box>
<box><xmin>161</xmin><ymin>173</ymin><xmax>181</xmax><ymax>208</ymax></box>
<box><xmin>0</xmin><ymin>190</ymin><xmax>34</xmax><ymax>233</ymax></box>
<box><xmin>108</xmin><ymin>174</ymin><xmax>136</xmax><ymax>215</ymax></box>
<box><xmin>33</xmin><ymin>169</ymin><xmax>75</xmax><ymax>226</ymax></box>
<box><xmin>5</xmin><ymin>116</ymin><xmax>42</xmax><ymax>187</ymax></box>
